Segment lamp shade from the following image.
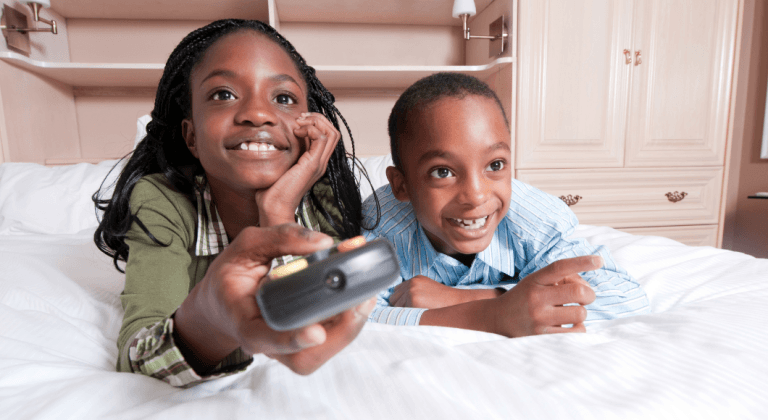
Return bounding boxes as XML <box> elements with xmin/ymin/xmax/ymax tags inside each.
<box><xmin>28</xmin><ymin>0</ymin><xmax>51</xmax><ymax>8</ymax></box>
<box><xmin>452</xmin><ymin>0</ymin><xmax>476</xmax><ymax>17</ymax></box>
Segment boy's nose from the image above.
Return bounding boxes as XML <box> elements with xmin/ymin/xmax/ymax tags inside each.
<box><xmin>235</xmin><ymin>96</ymin><xmax>277</xmax><ymax>127</ymax></box>
<box><xmin>459</xmin><ymin>175</ymin><xmax>490</xmax><ymax>206</ymax></box>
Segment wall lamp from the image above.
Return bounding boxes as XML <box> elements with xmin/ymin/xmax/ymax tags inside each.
<box><xmin>2</xmin><ymin>0</ymin><xmax>57</xmax><ymax>54</ymax></box>
<box><xmin>453</xmin><ymin>0</ymin><xmax>508</xmax><ymax>56</ymax></box>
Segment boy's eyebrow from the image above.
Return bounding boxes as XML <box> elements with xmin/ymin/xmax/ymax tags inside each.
<box><xmin>416</xmin><ymin>142</ymin><xmax>510</xmax><ymax>165</ymax></box>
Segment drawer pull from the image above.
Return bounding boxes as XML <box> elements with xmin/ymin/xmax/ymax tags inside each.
<box><xmin>559</xmin><ymin>194</ymin><xmax>582</xmax><ymax>206</ymax></box>
<box><xmin>665</xmin><ymin>191</ymin><xmax>688</xmax><ymax>203</ymax></box>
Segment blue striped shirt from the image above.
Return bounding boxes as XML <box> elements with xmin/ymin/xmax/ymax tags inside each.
<box><xmin>362</xmin><ymin>180</ymin><xmax>650</xmax><ymax>327</ymax></box>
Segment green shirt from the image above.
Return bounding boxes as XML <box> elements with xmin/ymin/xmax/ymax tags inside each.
<box><xmin>118</xmin><ymin>174</ymin><xmax>344</xmax><ymax>387</ymax></box>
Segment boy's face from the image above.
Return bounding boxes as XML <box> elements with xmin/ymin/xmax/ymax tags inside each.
<box><xmin>386</xmin><ymin>95</ymin><xmax>512</xmax><ymax>258</ymax></box>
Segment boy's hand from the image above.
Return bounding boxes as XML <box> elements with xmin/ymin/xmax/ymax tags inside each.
<box><xmin>255</xmin><ymin>113</ymin><xmax>340</xmax><ymax>227</ymax></box>
<box><xmin>390</xmin><ymin>275</ymin><xmax>501</xmax><ymax>309</ymax></box>
<box><xmin>489</xmin><ymin>256</ymin><xmax>599</xmax><ymax>337</ymax></box>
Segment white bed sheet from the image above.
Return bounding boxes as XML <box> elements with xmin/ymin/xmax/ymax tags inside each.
<box><xmin>1</xmin><ymin>225</ymin><xmax>767</xmax><ymax>419</ymax></box>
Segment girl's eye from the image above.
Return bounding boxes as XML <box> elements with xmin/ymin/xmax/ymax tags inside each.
<box><xmin>275</xmin><ymin>94</ymin><xmax>296</xmax><ymax>105</ymax></box>
<box><xmin>486</xmin><ymin>160</ymin><xmax>505</xmax><ymax>172</ymax></box>
<box><xmin>211</xmin><ymin>90</ymin><xmax>235</xmax><ymax>101</ymax></box>
<box><xmin>429</xmin><ymin>168</ymin><xmax>455</xmax><ymax>179</ymax></box>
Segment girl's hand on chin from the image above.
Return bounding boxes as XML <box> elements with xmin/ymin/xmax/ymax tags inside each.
<box><xmin>254</xmin><ymin>113</ymin><xmax>340</xmax><ymax>227</ymax></box>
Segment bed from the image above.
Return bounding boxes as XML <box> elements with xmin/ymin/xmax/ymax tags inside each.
<box><xmin>1</xmin><ymin>153</ymin><xmax>767</xmax><ymax>419</ymax></box>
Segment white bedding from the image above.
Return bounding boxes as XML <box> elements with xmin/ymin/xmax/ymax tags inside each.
<box><xmin>1</xmin><ymin>158</ymin><xmax>767</xmax><ymax>419</ymax></box>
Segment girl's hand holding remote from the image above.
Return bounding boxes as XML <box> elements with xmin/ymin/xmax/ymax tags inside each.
<box><xmin>173</xmin><ymin>224</ymin><xmax>375</xmax><ymax>376</ymax></box>
<box><xmin>255</xmin><ymin>113</ymin><xmax>341</xmax><ymax>227</ymax></box>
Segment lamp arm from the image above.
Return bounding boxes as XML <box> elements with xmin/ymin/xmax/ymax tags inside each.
<box><xmin>460</xmin><ymin>13</ymin><xmax>508</xmax><ymax>41</ymax></box>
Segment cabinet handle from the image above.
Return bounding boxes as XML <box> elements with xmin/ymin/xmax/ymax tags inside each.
<box><xmin>623</xmin><ymin>49</ymin><xmax>632</xmax><ymax>64</ymax></box>
<box><xmin>559</xmin><ymin>194</ymin><xmax>583</xmax><ymax>206</ymax></box>
<box><xmin>635</xmin><ymin>50</ymin><xmax>642</xmax><ymax>65</ymax></box>
<box><xmin>665</xmin><ymin>191</ymin><xmax>687</xmax><ymax>203</ymax></box>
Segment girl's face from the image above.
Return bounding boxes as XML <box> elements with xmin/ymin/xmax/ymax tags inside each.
<box><xmin>182</xmin><ymin>30</ymin><xmax>309</xmax><ymax>195</ymax></box>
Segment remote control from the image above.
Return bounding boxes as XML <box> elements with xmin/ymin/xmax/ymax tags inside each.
<box><xmin>257</xmin><ymin>237</ymin><xmax>399</xmax><ymax>331</ymax></box>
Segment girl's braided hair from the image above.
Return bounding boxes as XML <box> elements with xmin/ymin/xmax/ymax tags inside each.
<box><xmin>94</xmin><ymin>19</ymin><xmax>374</xmax><ymax>272</ymax></box>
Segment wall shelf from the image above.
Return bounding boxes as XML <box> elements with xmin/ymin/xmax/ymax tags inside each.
<box><xmin>0</xmin><ymin>52</ymin><xmax>513</xmax><ymax>90</ymax></box>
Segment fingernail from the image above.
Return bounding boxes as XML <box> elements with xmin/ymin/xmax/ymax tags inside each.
<box><xmin>301</xmin><ymin>112</ymin><xmax>312</xmax><ymax>117</ymax></box>
<box><xmin>295</xmin><ymin>326</ymin><xmax>324</xmax><ymax>348</ymax></box>
<box><xmin>592</xmin><ymin>256</ymin><xmax>604</xmax><ymax>267</ymax></box>
<box><xmin>337</xmin><ymin>236</ymin><xmax>366</xmax><ymax>252</ymax></box>
<box><xmin>354</xmin><ymin>298</ymin><xmax>376</xmax><ymax>319</ymax></box>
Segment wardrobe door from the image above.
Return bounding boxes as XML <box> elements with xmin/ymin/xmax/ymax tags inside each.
<box><xmin>517</xmin><ymin>0</ymin><xmax>632</xmax><ymax>169</ymax></box>
<box><xmin>624</xmin><ymin>0</ymin><xmax>739</xmax><ymax>167</ymax></box>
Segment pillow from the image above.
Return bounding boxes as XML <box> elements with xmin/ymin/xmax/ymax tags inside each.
<box><xmin>0</xmin><ymin>160</ymin><xmax>121</xmax><ymax>235</ymax></box>
<box><xmin>357</xmin><ymin>154</ymin><xmax>393</xmax><ymax>200</ymax></box>
<box><xmin>135</xmin><ymin>114</ymin><xmax>152</xmax><ymax>148</ymax></box>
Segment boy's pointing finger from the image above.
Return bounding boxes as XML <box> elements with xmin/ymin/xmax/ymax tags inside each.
<box><xmin>531</xmin><ymin>255</ymin><xmax>604</xmax><ymax>286</ymax></box>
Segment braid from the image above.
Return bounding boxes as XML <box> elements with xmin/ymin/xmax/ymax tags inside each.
<box><xmin>94</xmin><ymin>19</ymin><xmax>374</xmax><ymax>271</ymax></box>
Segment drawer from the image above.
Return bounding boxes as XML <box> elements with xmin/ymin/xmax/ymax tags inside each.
<box><xmin>619</xmin><ymin>225</ymin><xmax>719</xmax><ymax>247</ymax></box>
<box><xmin>515</xmin><ymin>167</ymin><xmax>723</xmax><ymax>228</ymax></box>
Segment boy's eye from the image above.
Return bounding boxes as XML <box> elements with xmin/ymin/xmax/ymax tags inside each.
<box><xmin>211</xmin><ymin>90</ymin><xmax>235</xmax><ymax>101</ymax></box>
<box><xmin>275</xmin><ymin>94</ymin><xmax>296</xmax><ymax>105</ymax></box>
<box><xmin>429</xmin><ymin>168</ymin><xmax>455</xmax><ymax>179</ymax></box>
<box><xmin>486</xmin><ymin>160</ymin><xmax>505</xmax><ymax>172</ymax></box>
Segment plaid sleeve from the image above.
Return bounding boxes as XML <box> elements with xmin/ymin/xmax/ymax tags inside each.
<box><xmin>128</xmin><ymin>316</ymin><xmax>252</xmax><ymax>388</ymax></box>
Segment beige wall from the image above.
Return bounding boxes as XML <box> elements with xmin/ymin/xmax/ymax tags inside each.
<box><xmin>0</xmin><ymin>61</ymin><xmax>80</xmax><ymax>164</ymax></box>
<box><xmin>66</xmin><ymin>19</ymin><xmax>209</xmax><ymax>63</ymax></box>
<box><xmin>723</xmin><ymin>0</ymin><xmax>768</xmax><ymax>258</ymax></box>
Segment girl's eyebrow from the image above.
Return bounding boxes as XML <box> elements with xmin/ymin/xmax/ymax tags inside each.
<box><xmin>198</xmin><ymin>70</ymin><xmax>304</xmax><ymax>94</ymax></box>
<box><xmin>272</xmin><ymin>74</ymin><xmax>306</xmax><ymax>94</ymax></box>
<box><xmin>199</xmin><ymin>69</ymin><xmax>236</xmax><ymax>86</ymax></box>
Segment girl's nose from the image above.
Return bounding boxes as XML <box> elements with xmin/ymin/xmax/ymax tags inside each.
<box><xmin>235</xmin><ymin>95</ymin><xmax>277</xmax><ymax>127</ymax></box>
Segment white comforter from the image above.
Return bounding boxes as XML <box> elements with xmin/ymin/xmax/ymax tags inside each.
<box><xmin>1</xmin><ymin>226</ymin><xmax>767</xmax><ymax>419</ymax></box>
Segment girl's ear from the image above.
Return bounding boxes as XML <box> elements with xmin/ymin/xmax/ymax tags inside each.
<box><xmin>386</xmin><ymin>166</ymin><xmax>410</xmax><ymax>202</ymax></box>
<box><xmin>181</xmin><ymin>119</ymin><xmax>199</xmax><ymax>159</ymax></box>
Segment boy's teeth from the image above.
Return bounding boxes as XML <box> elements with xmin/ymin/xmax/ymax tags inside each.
<box><xmin>453</xmin><ymin>216</ymin><xmax>488</xmax><ymax>230</ymax></box>
<box><xmin>239</xmin><ymin>142</ymin><xmax>277</xmax><ymax>151</ymax></box>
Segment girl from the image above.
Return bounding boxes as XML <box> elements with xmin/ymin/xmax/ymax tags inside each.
<box><xmin>94</xmin><ymin>19</ymin><xmax>376</xmax><ymax>388</ymax></box>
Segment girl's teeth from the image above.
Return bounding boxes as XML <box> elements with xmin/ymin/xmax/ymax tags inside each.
<box><xmin>454</xmin><ymin>216</ymin><xmax>488</xmax><ymax>230</ymax></box>
<box><xmin>240</xmin><ymin>142</ymin><xmax>277</xmax><ymax>151</ymax></box>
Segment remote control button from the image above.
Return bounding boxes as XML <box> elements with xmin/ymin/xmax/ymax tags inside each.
<box><xmin>268</xmin><ymin>258</ymin><xmax>308</xmax><ymax>279</ymax></box>
<box><xmin>337</xmin><ymin>236</ymin><xmax>366</xmax><ymax>253</ymax></box>
<box><xmin>325</xmin><ymin>271</ymin><xmax>345</xmax><ymax>289</ymax></box>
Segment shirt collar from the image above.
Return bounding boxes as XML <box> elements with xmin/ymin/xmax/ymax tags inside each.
<box><xmin>194</xmin><ymin>176</ymin><xmax>229</xmax><ymax>256</ymax></box>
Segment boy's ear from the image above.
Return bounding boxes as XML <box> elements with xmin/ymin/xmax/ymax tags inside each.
<box><xmin>181</xmin><ymin>119</ymin><xmax>198</xmax><ymax>159</ymax></box>
<box><xmin>386</xmin><ymin>166</ymin><xmax>410</xmax><ymax>202</ymax></box>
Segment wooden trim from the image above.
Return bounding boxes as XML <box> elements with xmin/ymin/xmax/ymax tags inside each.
<box><xmin>72</xmin><ymin>86</ymin><xmax>156</xmax><ymax>97</ymax></box>
<box><xmin>719</xmin><ymin>0</ymin><xmax>746</xmax><ymax>249</ymax></box>
<box><xmin>329</xmin><ymin>88</ymin><xmax>403</xmax><ymax>98</ymax></box>
<box><xmin>45</xmin><ymin>157</ymin><xmax>117</xmax><ymax>166</ymax></box>
<box><xmin>0</xmin><ymin>81</ymin><xmax>9</xmax><ymax>164</ymax></box>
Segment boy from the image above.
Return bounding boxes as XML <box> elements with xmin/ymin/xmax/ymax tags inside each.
<box><xmin>362</xmin><ymin>73</ymin><xmax>649</xmax><ymax>337</ymax></box>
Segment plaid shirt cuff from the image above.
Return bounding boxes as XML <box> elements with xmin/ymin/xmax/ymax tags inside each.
<box><xmin>128</xmin><ymin>316</ymin><xmax>252</xmax><ymax>388</ymax></box>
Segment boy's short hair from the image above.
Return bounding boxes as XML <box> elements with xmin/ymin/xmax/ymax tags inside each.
<box><xmin>387</xmin><ymin>72</ymin><xmax>509</xmax><ymax>169</ymax></box>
